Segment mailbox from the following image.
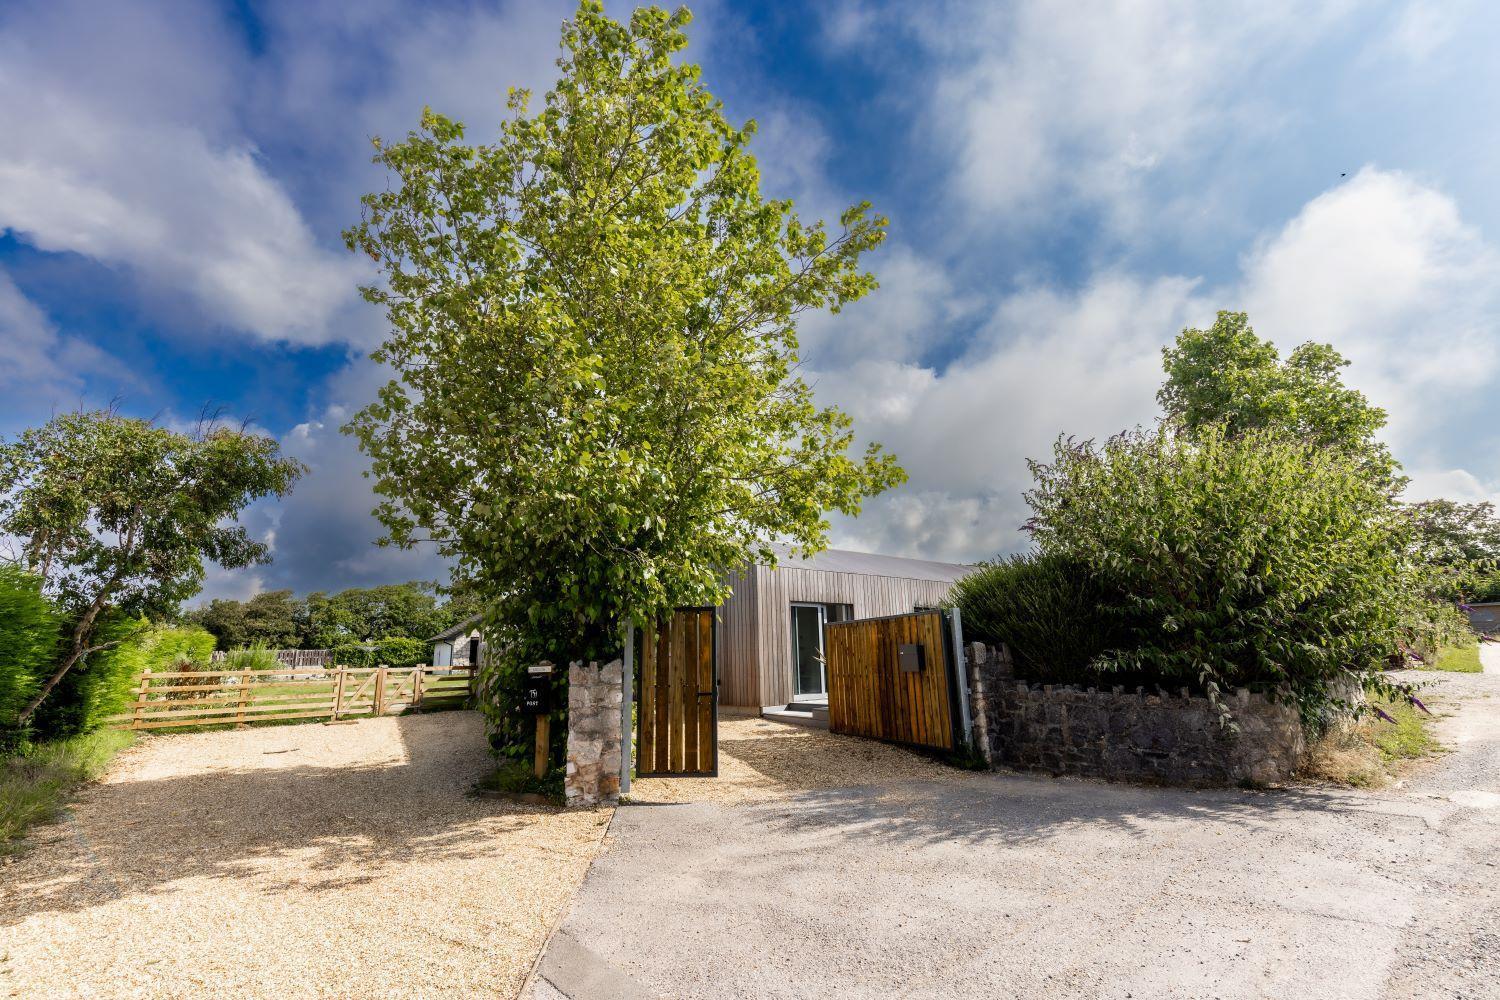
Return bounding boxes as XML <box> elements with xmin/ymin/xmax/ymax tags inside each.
<box><xmin>898</xmin><ymin>643</ymin><xmax>925</xmax><ymax>673</ymax></box>
<box><xmin>522</xmin><ymin>666</ymin><xmax>554</xmax><ymax>714</ymax></box>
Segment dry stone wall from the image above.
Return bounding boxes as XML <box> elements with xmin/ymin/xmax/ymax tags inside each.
<box><xmin>965</xmin><ymin>643</ymin><xmax>1304</xmax><ymax>786</ymax></box>
<box><xmin>564</xmin><ymin>659</ymin><xmax>623</xmax><ymax>808</ymax></box>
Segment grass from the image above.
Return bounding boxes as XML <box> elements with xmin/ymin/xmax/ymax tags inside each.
<box><xmin>0</xmin><ymin>728</ymin><xmax>135</xmax><ymax>855</ymax></box>
<box><xmin>1428</xmin><ymin>643</ymin><xmax>1484</xmax><ymax>673</ymax></box>
<box><xmin>1369</xmin><ymin>699</ymin><xmax>1438</xmax><ymax>762</ymax></box>
<box><xmin>1302</xmin><ymin>697</ymin><xmax>1438</xmax><ymax>788</ymax></box>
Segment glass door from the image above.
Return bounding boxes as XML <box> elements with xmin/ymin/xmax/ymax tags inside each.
<box><xmin>790</xmin><ymin>603</ymin><xmax>828</xmax><ymax>701</ymax></box>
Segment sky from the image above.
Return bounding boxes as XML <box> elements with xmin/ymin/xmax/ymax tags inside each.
<box><xmin>4</xmin><ymin>0</ymin><xmax>1500</xmax><ymax>602</ymax></box>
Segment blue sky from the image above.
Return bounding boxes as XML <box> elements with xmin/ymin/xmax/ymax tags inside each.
<box><xmin>4</xmin><ymin>0</ymin><xmax>1500</xmax><ymax>601</ymax></box>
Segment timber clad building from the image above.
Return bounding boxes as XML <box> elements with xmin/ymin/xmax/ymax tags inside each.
<box><xmin>718</xmin><ymin>547</ymin><xmax>974</xmax><ymax>711</ymax></box>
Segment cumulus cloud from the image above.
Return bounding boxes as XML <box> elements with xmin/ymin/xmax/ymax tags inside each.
<box><xmin>0</xmin><ymin>0</ymin><xmax>366</xmax><ymax>345</ymax></box>
<box><xmin>821</xmin><ymin>168</ymin><xmax>1500</xmax><ymax>562</ymax></box>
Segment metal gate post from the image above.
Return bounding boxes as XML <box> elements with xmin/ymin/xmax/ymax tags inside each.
<box><xmin>620</xmin><ymin>623</ymin><xmax>634</xmax><ymax>795</ymax></box>
<box><xmin>949</xmin><ymin>608</ymin><xmax>973</xmax><ymax>747</ymax></box>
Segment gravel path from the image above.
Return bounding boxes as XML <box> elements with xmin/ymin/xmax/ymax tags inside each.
<box><xmin>1</xmin><ymin>712</ymin><xmax>611</xmax><ymax>999</ymax></box>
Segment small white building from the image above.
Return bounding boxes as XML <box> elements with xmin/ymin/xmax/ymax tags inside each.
<box><xmin>429</xmin><ymin>616</ymin><xmax>483</xmax><ymax>668</ymax></box>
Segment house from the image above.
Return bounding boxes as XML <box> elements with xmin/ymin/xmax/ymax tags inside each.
<box><xmin>431</xmin><ymin>546</ymin><xmax>976</xmax><ymax>714</ymax></box>
<box><xmin>717</xmin><ymin>547</ymin><xmax>974</xmax><ymax>714</ymax></box>
<box><xmin>429</xmin><ymin>616</ymin><xmax>484</xmax><ymax>667</ymax></box>
<box><xmin>1463</xmin><ymin>601</ymin><xmax>1500</xmax><ymax>634</ymax></box>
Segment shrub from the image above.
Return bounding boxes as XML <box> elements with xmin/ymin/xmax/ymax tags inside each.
<box><xmin>120</xmin><ymin>626</ymin><xmax>219</xmax><ymax>701</ymax></box>
<box><xmin>222</xmin><ymin>644</ymin><xmax>279</xmax><ymax>673</ymax></box>
<box><xmin>950</xmin><ymin>553</ymin><xmax>1128</xmax><ymax>685</ymax></box>
<box><xmin>1024</xmin><ymin>425</ymin><xmax>1465</xmax><ymax>723</ymax></box>
<box><xmin>329</xmin><ymin>637</ymin><xmax>426</xmax><ymax>669</ymax></box>
<box><xmin>0</xmin><ymin>566</ymin><xmax>59</xmax><ymax>737</ymax></box>
<box><xmin>29</xmin><ymin>617</ymin><xmax>147</xmax><ymax>741</ymax></box>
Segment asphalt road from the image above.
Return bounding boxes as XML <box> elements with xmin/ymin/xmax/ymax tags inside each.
<box><xmin>534</xmin><ymin>670</ymin><xmax>1500</xmax><ymax>1000</ymax></box>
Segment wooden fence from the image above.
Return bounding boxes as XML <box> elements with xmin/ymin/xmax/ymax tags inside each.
<box><xmin>209</xmin><ymin>648</ymin><xmax>331</xmax><ymax>667</ymax></box>
<box><xmin>105</xmin><ymin>664</ymin><xmax>477</xmax><ymax>732</ymax></box>
<box><xmin>825</xmin><ymin>609</ymin><xmax>961</xmax><ymax>751</ymax></box>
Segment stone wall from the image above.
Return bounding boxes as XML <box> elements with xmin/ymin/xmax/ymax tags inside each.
<box><xmin>965</xmin><ymin>643</ymin><xmax>1304</xmax><ymax>786</ymax></box>
<box><xmin>564</xmin><ymin>659</ymin><xmax>623</xmax><ymax>808</ymax></box>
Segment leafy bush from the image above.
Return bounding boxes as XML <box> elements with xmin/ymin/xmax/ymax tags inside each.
<box><xmin>119</xmin><ymin>626</ymin><xmax>218</xmax><ymax>701</ymax></box>
<box><xmin>0</xmin><ymin>565</ymin><xmax>59</xmax><ymax>737</ymax></box>
<box><xmin>29</xmin><ymin>617</ymin><xmax>147</xmax><ymax>741</ymax></box>
<box><xmin>330</xmin><ymin>637</ymin><xmax>427</xmax><ymax>669</ymax></box>
<box><xmin>950</xmin><ymin>553</ymin><xmax>1128</xmax><ymax>685</ymax></box>
<box><xmin>1024</xmin><ymin>426</ymin><xmax>1465</xmax><ymax>723</ymax></box>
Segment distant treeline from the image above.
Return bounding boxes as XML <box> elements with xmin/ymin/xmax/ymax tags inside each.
<box><xmin>185</xmin><ymin>581</ymin><xmax>478</xmax><ymax>652</ymax></box>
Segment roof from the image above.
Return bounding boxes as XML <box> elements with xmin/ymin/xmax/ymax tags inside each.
<box><xmin>767</xmin><ymin>545</ymin><xmax>975</xmax><ymax>584</ymax></box>
<box><xmin>428</xmin><ymin>615</ymin><xmax>482</xmax><ymax>643</ymax></box>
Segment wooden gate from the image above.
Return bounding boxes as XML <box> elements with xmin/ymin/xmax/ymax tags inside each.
<box><xmin>636</xmin><ymin>608</ymin><xmax>718</xmax><ymax>776</ymax></box>
<box><xmin>825</xmin><ymin>609</ymin><xmax>962</xmax><ymax>751</ymax></box>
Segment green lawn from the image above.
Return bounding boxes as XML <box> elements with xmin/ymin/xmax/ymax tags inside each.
<box><xmin>1430</xmin><ymin>643</ymin><xmax>1484</xmax><ymax>673</ymax></box>
<box><xmin>1</xmin><ymin>729</ymin><xmax>135</xmax><ymax>855</ymax></box>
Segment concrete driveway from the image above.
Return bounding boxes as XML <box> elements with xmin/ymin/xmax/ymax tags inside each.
<box><xmin>533</xmin><ymin>672</ymin><xmax>1499</xmax><ymax>1000</ymax></box>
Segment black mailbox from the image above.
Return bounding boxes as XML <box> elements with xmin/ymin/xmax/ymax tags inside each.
<box><xmin>898</xmin><ymin>643</ymin><xmax>925</xmax><ymax>673</ymax></box>
<box><xmin>522</xmin><ymin>669</ymin><xmax>553</xmax><ymax>714</ymax></box>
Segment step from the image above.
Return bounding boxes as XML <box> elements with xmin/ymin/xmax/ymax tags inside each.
<box><xmin>761</xmin><ymin>703</ymin><xmax>829</xmax><ymax>730</ymax></box>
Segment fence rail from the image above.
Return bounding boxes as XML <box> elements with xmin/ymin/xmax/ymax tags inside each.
<box><xmin>105</xmin><ymin>664</ymin><xmax>477</xmax><ymax>732</ymax></box>
<box><xmin>209</xmin><ymin>648</ymin><xmax>332</xmax><ymax>667</ymax></box>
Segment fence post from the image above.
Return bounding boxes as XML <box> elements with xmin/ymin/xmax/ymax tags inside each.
<box><xmin>412</xmin><ymin>667</ymin><xmax>425</xmax><ymax>711</ymax></box>
<box><xmin>132</xmin><ymin>668</ymin><xmax>152</xmax><ymax>731</ymax></box>
<box><xmin>235</xmin><ymin>675</ymin><xmax>250</xmax><ymax>728</ymax></box>
<box><xmin>374</xmin><ymin>664</ymin><xmax>387</xmax><ymax>717</ymax></box>
<box><xmin>332</xmin><ymin>666</ymin><xmax>346</xmax><ymax>721</ymax></box>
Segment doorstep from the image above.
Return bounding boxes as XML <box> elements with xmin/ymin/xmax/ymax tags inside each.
<box><xmin>761</xmin><ymin>701</ymin><xmax>829</xmax><ymax>730</ymax></box>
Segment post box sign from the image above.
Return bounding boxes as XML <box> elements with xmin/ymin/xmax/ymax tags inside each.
<box><xmin>523</xmin><ymin>664</ymin><xmax>554</xmax><ymax>714</ymax></box>
<box><xmin>897</xmin><ymin>643</ymin><xmax>925</xmax><ymax>673</ymax></box>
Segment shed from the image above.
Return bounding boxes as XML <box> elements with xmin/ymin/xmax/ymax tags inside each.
<box><xmin>429</xmin><ymin>616</ymin><xmax>483</xmax><ymax>668</ymax></box>
<box><xmin>717</xmin><ymin>547</ymin><xmax>975</xmax><ymax>710</ymax></box>
<box><xmin>1463</xmin><ymin>601</ymin><xmax>1500</xmax><ymax>634</ymax></box>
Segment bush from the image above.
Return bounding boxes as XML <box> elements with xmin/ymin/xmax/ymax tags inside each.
<box><xmin>119</xmin><ymin>626</ymin><xmax>219</xmax><ymax>701</ymax></box>
<box><xmin>1024</xmin><ymin>426</ymin><xmax>1465</xmax><ymax>723</ymax></box>
<box><xmin>330</xmin><ymin>637</ymin><xmax>427</xmax><ymax>669</ymax></box>
<box><xmin>29</xmin><ymin>617</ymin><xmax>147</xmax><ymax>741</ymax></box>
<box><xmin>950</xmin><ymin>552</ymin><xmax>1128</xmax><ymax>685</ymax></box>
<box><xmin>0</xmin><ymin>565</ymin><xmax>59</xmax><ymax>736</ymax></box>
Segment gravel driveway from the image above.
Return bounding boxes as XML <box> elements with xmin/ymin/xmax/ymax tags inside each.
<box><xmin>1</xmin><ymin>712</ymin><xmax>611</xmax><ymax>999</ymax></box>
<box><xmin>534</xmin><ymin>675</ymin><xmax>1500</xmax><ymax>1000</ymax></box>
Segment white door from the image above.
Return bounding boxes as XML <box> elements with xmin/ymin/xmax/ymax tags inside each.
<box><xmin>790</xmin><ymin>603</ymin><xmax>828</xmax><ymax>701</ymax></box>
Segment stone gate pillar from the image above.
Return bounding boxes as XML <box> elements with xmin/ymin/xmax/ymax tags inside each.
<box><xmin>564</xmin><ymin>659</ymin><xmax>623</xmax><ymax>807</ymax></box>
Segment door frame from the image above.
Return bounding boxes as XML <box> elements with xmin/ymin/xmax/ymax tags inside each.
<box><xmin>789</xmin><ymin>602</ymin><xmax>829</xmax><ymax>702</ymax></box>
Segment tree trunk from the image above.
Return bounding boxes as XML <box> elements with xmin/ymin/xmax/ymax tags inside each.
<box><xmin>17</xmin><ymin>642</ymin><xmax>87</xmax><ymax>725</ymax></box>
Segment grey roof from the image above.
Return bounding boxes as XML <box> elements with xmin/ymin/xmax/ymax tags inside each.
<box><xmin>428</xmin><ymin>615</ymin><xmax>482</xmax><ymax>644</ymax></box>
<box><xmin>768</xmin><ymin>545</ymin><xmax>975</xmax><ymax>584</ymax></box>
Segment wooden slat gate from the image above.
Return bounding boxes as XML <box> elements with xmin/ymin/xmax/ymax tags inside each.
<box><xmin>636</xmin><ymin>608</ymin><xmax>718</xmax><ymax>777</ymax></box>
<box><xmin>825</xmin><ymin>609</ymin><xmax>962</xmax><ymax>751</ymax></box>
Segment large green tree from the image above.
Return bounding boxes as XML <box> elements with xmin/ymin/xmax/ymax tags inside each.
<box><xmin>1159</xmin><ymin>311</ymin><xmax>1396</xmax><ymax>482</ymax></box>
<box><xmin>344</xmin><ymin>3</ymin><xmax>903</xmax><ymax>681</ymax></box>
<box><xmin>0</xmin><ymin>411</ymin><xmax>303</xmax><ymax>723</ymax></box>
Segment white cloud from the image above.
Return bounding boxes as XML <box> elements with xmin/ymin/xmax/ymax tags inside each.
<box><xmin>0</xmin><ymin>0</ymin><xmax>366</xmax><ymax>346</ymax></box>
<box><xmin>821</xmin><ymin>168</ymin><xmax>1500</xmax><ymax>562</ymax></box>
<box><xmin>0</xmin><ymin>272</ymin><xmax>112</xmax><ymax>394</ymax></box>
<box><xmin>1240</xmin><ymin>167</ymin><xmax>1500</xmax><ymax>454</ymax></box>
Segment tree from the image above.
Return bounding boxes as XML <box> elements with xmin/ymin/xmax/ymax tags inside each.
<box><xmin>0</xmin><ymin>411</ymin><xmax>303</xmax><ymax>723</ymax></box>
<box><xmin>1159</xmin><ymin>311</ymin><xmax>1396</xmax><ymax>482</ymax></box>
<box><xmin>1023</xmin><ymin>426</ymin><xmax>1463</xmax><ymax>723</ymax></box>
<box><xmin>1406</xmin><ymin>499</ymin><xmax>1500</xmax><ymax>601</ymax></box>
<box><xmin>343</xmin><ymin>0</ymin><xmax>903</xmax><ymax>691</ymax></box>
<box><xmin>305</xmin><ymin>582</ymin><xmax>455</xmax><ymax>646</ymax></box>
<box><xmin>188</xmin><ymin>589</ymin><xmax>305</xmax><ymax>650</ymax></box>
